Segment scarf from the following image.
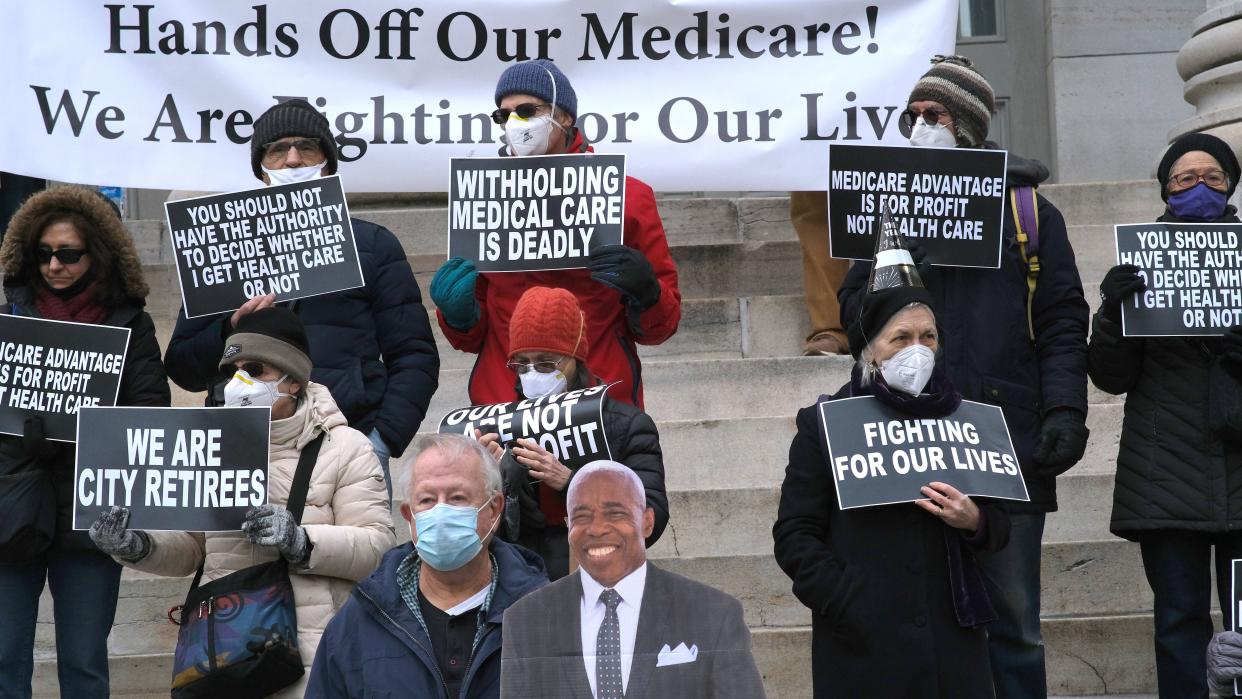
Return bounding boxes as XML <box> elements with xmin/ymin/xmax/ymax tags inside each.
<box><xmin>34</xmin><ymin>282</ymin><xmax>108</xmax><ymax>325</ymax></box>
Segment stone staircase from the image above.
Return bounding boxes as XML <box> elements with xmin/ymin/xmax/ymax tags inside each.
<box><xmin>34</xmin><ymin>180</ymin><xmax>1173</xmax><ymax>697</ymax></box>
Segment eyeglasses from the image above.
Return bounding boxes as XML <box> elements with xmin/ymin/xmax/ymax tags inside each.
<box><xmin>239</xmin><ymin>361</ymin><xmax>268</xmax><ymax>378</ymax></box>
<box><xmin>505</xmin><ymin>359</ymin><xmax>562</xmax><ymax>375</ymax></box>
<box><xmin>36</xmin><ymin>246</ymin><xmax>87</xmax><ymax>265</ymax></box>
<box><xmin>491</xmin><ymin>103</ymin><xmax>550</xmax><ymax>125</ymax></box>
<box><xmin>261</xmin><ymin>138</ymin><xmax>324</xmax><ymax>164</ymax></box>
<box><xmin>899</xmin><ymin>107</ymin><xmax>952</xmax><ymax>132</ymax></box>
<box><xmin>1169</xmin><ymin>169</ymin><xmax>1229</xmax><ymax>191</ymax></box>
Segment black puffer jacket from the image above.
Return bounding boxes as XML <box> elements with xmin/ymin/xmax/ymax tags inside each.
<box><xmin>165</xmin><ymin>217</ymin><xmax>439</xmax><ymax>457</ymax></box>
<box><xmin>840</xmin><ymin>151</ymin><xmax>1090</xmax><ymax>513</ymax></box>
<box><xmin>0</xmin><ymin>187</ymin><xmax>171</xmax><ymax>554</ymax></box>
<box><xmin>1089</xmin><ymin>208</ymin><xmax>1242</xmax><ymax>538</ymax></box>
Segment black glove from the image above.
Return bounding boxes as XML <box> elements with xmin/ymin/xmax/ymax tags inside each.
<box><xmin>1099</xmin><ymin>264</ymin><xmax>1145</xmax><ymax>324</ymax></box>
<box><xmin>1222</xmin><ymin>325</ymin><xmax>1242</xmax><ymax>383</ymax></box>
<box><xmin>587</xmin><ymin>245</ymin><xmax>661</xmax><ymax>310</ymax></box>
<box><xmin>1031</xmin><ymin>407</ymin><xmax>1089</xmax><ymax>476</ymax></box>
<box><xmin>22</xmin><ymin>416</ymin><xmax>58</xmax><ymax>462</ymax></box>
<box><xmin>906</xmin><ymin>240</ymin><xmax>934</xmax><ymax>280</ymax></box>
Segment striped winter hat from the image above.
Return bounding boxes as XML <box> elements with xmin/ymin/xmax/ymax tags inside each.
<box><xmin>907</xmin><ymin>55</ymin><xmax>994</xmax><ymax>147</ymax></box>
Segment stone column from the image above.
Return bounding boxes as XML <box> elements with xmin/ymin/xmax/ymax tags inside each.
<box><xmin>1171</xmin><ymin>1</ymin><xmax>1242</xmax><ymax>154</ymax></box>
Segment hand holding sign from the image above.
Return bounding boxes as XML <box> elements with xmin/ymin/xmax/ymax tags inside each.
<box><xmin>1099</xmin><ymin>264</ymin><xmax>1146</xmax><ymax>324</ymax></box>
<box><xmin>230</xmin><ymin>293</ymin><xmax>277</xmax><ymax>331</ymax></box>
<box><xmin>915</xmin><ymin>482</ymin><xmax>980</xmax><ymax>531</ymax></box>
<box><xmin>514</xmin><ymin>438</ymin><xmax>573</xmax><ymax>491</ymax></box>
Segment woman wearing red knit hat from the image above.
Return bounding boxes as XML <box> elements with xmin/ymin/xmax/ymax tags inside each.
<box><xmin>480</xmin><ymin>286</ymin><xmax>668</xmax><ymax>579</ymax></box>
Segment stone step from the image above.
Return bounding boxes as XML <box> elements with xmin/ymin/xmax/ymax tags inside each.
<box><xmin>33</xmin><ymin>652</ymin><xmax>172</xmax><ymax>698</ymax></box>
<box><xmin>35</xmin><ymin>570</ymin><xmax>191</xmax><ymax>657</ymax></box>
<box><xmin>1040</xmin><ymin>180</ymin><xmax>1159</xmax><ymax>228</ymax></box>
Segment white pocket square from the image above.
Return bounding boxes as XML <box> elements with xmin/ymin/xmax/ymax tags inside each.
<box><xmin>656</xmin><ymin>642</ymin><xmax>699</xmax><ymax>667</ymax></box>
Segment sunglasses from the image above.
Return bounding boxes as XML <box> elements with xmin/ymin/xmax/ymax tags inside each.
<box><xmin>899</xmin><ymin>107</ymin><xmax>952</xmax><ymax>130</ymax></box>
<box><xmin>36</xmin><ymin>246</ymin><xmax>87</xmax><ymax>265</ymax></box>
<box><xmin>491</xmin><ymin>102</ymin><xmax>550</xmax><ymax>125</ymax></box>
<box><xmin>238</xmin><ymin>361</ymin><xmax>269</xmax><ymax>377</ymax></box>
<box><xmin>505</xmin><ymin>360</ymin><xmax>562</xmax><ymax>375</ymax></box>
<box><xmin>261</xmin><ymin>138</ymin><xmax>324</xmax><ymax>163</ymax></box>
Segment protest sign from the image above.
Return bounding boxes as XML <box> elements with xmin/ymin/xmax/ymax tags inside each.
<box><xmin>448</xmin><ymin>154</ymin><xmax>626</xmax><ymax>272</ymax></box>
<box><xmin>0</xmin><ymin>2</ymin><xmax>956</xmax><ymax>192</ymax></box>
<box><xmin>820</xmin><ymin>396</ymin><xmax>1029</xmax><ymax>510</ymax></box>
<box><xmin>166</xmin><ymin>175</ymin><xmax>364</xmax><ymax>318</ymax></box>
<box><xmin>0</xmin><ymin>315</ymin><xmax>130</xmax><ymax>442</ymax></box>
<box><xmin>72</xmin><ymin>406</ymin><xmax>271</xmax><ymax>532</ymax></box>
<box><xmin>1115</xmin><ymin>223</ymin><xmax>1242</xmax><ymax>337</ymax></box>
<box><xmin>438</xmin><ymin>384</ymin><xmax>613</xmax><ymax>468</ymax></box>
<box><xmin>828</xmin><ymin>143</ymin><xmax>1008</xmax><ymax>268</ymax></box>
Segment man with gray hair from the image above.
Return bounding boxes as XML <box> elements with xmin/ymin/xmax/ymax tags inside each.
<box><xmin>306</xmin><ymin>434</ymin><xmax>548</xmax><ymax>698</ymax></box>
<box><xmin>501</xmin><ymin>461</ymin><xmax>766</xmax><ymax>698</ymax></box>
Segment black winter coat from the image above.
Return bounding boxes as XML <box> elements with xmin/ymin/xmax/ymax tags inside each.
<box><xmin>840</xmin><ymin>153</ymin><xmax>1090</xmax><ymax>513</ymax></box>
<box><xmin>1088</xmin><ymin>208</ymin><xmax>1242</xmax><ymax>538</ymax></box>
<box><xmin>0</xmin><ymin>289</ymin><xmax>171</xmax><ymax>553</ymax></box>
<box><xmin>773</xmin><ymin>386</ymin><xmax>1009</xmax><ymax>698</ymax></box>
<box><xmin>165</xmin><ymin>218</ymin><xmax>439</xmax><ymax>457</ymax></box>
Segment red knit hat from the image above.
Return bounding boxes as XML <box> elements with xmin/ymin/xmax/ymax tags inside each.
<box><xmin>509</xmin><ymin>287</ymin><xmax>588</xmax><ymax>361</ymax></box>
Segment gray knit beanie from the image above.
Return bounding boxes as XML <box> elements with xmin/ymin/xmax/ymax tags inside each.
<box><xmin>494</xmin><ymin>59</ymin><xmax>578</xmax><ymax>119</ymax></box>
<box><xmin>907</xmin><ymin>55</ymin><xmax>995</xmax><ymax>147</ymax></box>
<box><xmin>250</xmin><ymin>99</ymin><xmax>339</xmax><ymax>180</ymax></box>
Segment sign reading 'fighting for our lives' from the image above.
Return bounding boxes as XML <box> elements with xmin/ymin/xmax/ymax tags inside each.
<box><xmin>165</xmin><ymin>175</ymin><xmax>365</xmax><ymax>318</ymax></box>
<box><xmin>448</xmin><ymin>154</ymin><xmax>626</xmax><ymax>272</ymax></box>
<box><xmin>1115</xmin><ymin>223</ymin><xmax>1242</xmax><ymax>337</ymax></box>
<box><xmin>0</xmin><ymin>315</ymin><xmax>130</xmax><ymax>442</ymax></box>
<box><xmin>438</xmin><ymin>384</ymin><xmax>613</xmax><ymax>468</ymax></box>
<box><xmin>820</xmin><ymin>396</ymin><xmax>1029</xmax><ymax>510</ymax></box>
<box><xmin>828</xmin><ymin>143</ymin><xmax>1008</xmax><ymax>268</ymax></box>
<box><xmin>72</xmin><ymin>406</ymin><xmax>271</xmax><ymax>533</ymax></box>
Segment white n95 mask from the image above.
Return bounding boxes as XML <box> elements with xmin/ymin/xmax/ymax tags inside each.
<box><xmin>224</xmin><ymin>369</ymin><xmax>293</xmax><ymax>408</ymax></box>
<box><xmin>505</xmin><ymin>115</ymin><xmax>557</xmax><ymax>157</ymax></box>
<box><xmin>519</xmin><ymin>370</ymin><xmax>568</xmax><ymax>399</ymax></box>
<box><xmin>909</xmin><ymin>121</ymin><xmax>958</xmax><ymax>149</ymax></box>
<box><xmin>879</xmin><ymin>344</ymin><xmax>935</xmax><ymax>396</ymax></box>
<box><xmin>262</xmin><ymin>164</ymin><xmax>323</xmax><ymax>186</ymax></box>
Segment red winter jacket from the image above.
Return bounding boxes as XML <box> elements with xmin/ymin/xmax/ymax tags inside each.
<box><xmin>437</xmin><ymin>133</ymin><xmax>681</xmax><ymax>408</ymax></box>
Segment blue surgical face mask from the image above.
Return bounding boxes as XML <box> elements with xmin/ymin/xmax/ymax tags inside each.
<box><xmin>1168</xmin><ymin>182</ymin><xmax>1228</xmax><ymax>221</ymax></box>
<box><xmin>411</xmin><ymin>500</ymin><xmax>498</xmax><ymax>572</ymax></box>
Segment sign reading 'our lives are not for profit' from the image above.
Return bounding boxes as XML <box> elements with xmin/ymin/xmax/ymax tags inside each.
<box><xmin>165</xmin><ymin>176</ymin><xmax>365</xmax><ymax>318</ymax></box>
<box><xmin>448</xmin><ymin>154</ymin><xmax>626</xmax><ymax>272</ymax></box>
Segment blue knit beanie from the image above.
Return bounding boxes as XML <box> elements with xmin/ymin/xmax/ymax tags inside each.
<box><xmin>494</xmin><ymin>59</ymin><xmax>577</xmax><ymax>119</ymax></box>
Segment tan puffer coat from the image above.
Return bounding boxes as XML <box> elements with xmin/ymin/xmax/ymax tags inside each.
<box><xmin>122</xmin><ymin>383</ymin><xmax>394</xmax><ymax>697</ymax></box>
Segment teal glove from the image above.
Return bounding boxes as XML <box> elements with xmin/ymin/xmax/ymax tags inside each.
<box><xmin>430</xmin><ymin>257</ymin><xmax>480</xmax><ymax>331</ymax></box>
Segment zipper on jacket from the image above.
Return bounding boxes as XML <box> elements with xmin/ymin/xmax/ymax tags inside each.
<box><xmin>357</xmin><ymin>588</ymin><xmax>454</xmax><ymax>698</ymax></box>
<box><xmin>204</xmin><ymin>598</ymin><xmax>217</xmax><ymax>671</ymax></box>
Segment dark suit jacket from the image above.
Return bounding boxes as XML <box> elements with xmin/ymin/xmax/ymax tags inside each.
<box><xmin>501</xmin><ymin>563</ymin><xmax>766</xmax><ymax>698</ymax></box>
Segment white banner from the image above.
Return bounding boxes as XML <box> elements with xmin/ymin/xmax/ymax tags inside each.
<box><xmin>0</xmin><ymin>1</ymin><xmax>955</xmax><ymax>192</ymax></box>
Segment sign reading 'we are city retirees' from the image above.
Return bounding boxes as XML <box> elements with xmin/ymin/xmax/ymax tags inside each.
<box><xmin>821</xmin><ymin>396</ymin><xmax>1029</xmax><ymax>510</ymax></box>
<box><xmin>828</xmin><ymin>143</ymin><xmax>1008</xmax><ymax>268</ymax></box>
<box><xmin>165</xmin><ymin>176</ymin><xmax>365</xmax><ymax>318</ymax></box>
<box><xmin>1115</xmin><ymin>222</ymin><xmax>1242</xmax><ymax>337</ymax></box>
<box><xmin>73</xmin><ymin>406</ymin><xmax>271</xmax><ymax>533</ymax></box>
<box><xmin>448</xmin><ymin>154</ymin><xmax>626</xmax><ymax>272</ymax></box>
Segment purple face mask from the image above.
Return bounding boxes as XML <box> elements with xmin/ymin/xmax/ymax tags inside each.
<box><xmin>1168</xmin><ymin>182</ymin><xmax>1228</xmax><ymax>221</ymax></box>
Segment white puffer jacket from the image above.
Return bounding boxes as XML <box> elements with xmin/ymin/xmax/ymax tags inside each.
<box><xmin>124</xmin><ymin>383</ymin><xmax>395</xmax><ymax>697</ymax></box>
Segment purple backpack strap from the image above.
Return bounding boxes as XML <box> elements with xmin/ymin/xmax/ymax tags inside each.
<box><xmin>1013</xmin><ymin>186</ymin><xmax>1039</xmax><ymax>255</ymax></box>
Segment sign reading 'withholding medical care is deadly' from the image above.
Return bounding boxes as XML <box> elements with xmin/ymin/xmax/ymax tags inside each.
<box><xmin>0</xmin><ymin>315</ymin><xmax>130</xmax><ymax>442</ymax></box>
<box><xmin>72</xmin><ymin>406</ymin><xmax>271</xmax><ymax>533</ymax></box>
<box><xmin>1115</xmin><ymin>223</ymin><xmax>1242</xmax><ymax>337</ymax></box>
<box><xmin>438</xmin><ymin>385</ymin><xmax>613</xmax><ymax>468</ymax></box>
<box><xmin>828</xmin><ymin>143</ymin><xmax>1008</xmax><ymax>268</ymax></box>
<box><xmin>820</xmin><ymin>396</ymin><xmax>1029</xmax><ymax>510</ymax></box>
<box><xmin>166</xmin><ymin>176</ymin><xmax>364</xmax><ymax>318</ymax></box>
<box><xmin>448</xmin><ymin>154</ymin><xmax>626</xmax><ymax>272</ymax></box>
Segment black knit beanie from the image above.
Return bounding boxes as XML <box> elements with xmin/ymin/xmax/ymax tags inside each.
<box><xmin>1157</xmin><ymin>132</ymin><xmax>1241</xmax><ymax>201</ymax></box>
<box><xmin>250</xmin><ymin>99</ymin><xmax>338</xmax><ymax>180</ymax></box>
<box><xmin>907</xmin><ymin>55</ymin><xmax>995</xmax><ymax>147</ymax></box>
<box><xmin>220</xmin><ymin>307</ymin><xmax>313</xmax><ymax>386</ymax></box>
<box><xmin>848</xmin><ymin>286</ymin><xmax>936</xmax><ymax>360</ymax></box>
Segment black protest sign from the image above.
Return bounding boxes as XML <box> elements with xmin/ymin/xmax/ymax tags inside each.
<box><xmin>820</xmin><ymin>396</ymin><xmax>1029</xmax><ymax>510</ymax></box>
<box><xmin>828</xmin><ymin>143</ymin><xmax>1008</xmax><ymax>268</ymax></box>
<box><xmin>438</xmin><ymin>385</ymin><xmax>613</xmax><ymax>468</ymax></box>
<box><xmin>0</xmin><ymin>315</ymin><xmax>130</xmax><ymax>442</ymax></box>
<box><xmin>166</xmin><ymin>175</ymin><xmax>364</xmax><ymax>318</ymax></box>
<box><xmin>1115</xmin><ymin>223</ymin><xmax>1242</xmax><ymax>337</ymax></box>
<box><xmin>448</xmin><ymin>153</ymin><xmax>626</xmax><ymax>272</ymax></box>
<box><xmin>72</xmin><ymin>406</ymin><xmax>271</xmax><ymax>532</ymax></box>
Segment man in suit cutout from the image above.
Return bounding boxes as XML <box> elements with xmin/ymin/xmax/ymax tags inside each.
<box><xmin>501</xmin><ymin>461</ymin><xmax>765</xmax><ymax>698</ymax></box>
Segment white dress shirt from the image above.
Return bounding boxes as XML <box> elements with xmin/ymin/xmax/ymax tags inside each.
<box><xmin>580</xmin><ymin>563</ymin><xmax>647</xmax><ymax>698</ymax></box>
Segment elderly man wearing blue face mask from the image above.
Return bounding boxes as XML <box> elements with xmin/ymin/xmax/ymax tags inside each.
<box><xmin>304</xmin><ymin>433</ymin><xmax>549</xmax><ymax>699</ymax></box>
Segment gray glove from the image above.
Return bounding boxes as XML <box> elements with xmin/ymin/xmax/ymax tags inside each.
<box><xmin>242</xmin><ymin>504</ymin><xmax>310</xmax><ymax>564</ymax></box>
<box><xmin>1208</xmin><ymin>630</ymin><xmax>1242</xmax><ymax>695</ymax></box>
<box><xmin>88</xmin><ymin>506</ymin><xmax>150</xmax><ymax>562</ymax></box>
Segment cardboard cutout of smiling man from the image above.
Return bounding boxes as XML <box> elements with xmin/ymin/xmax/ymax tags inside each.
<box><xmin>501</xmin><ymin>461</ymin><xmax>765</xmax><ymax>698</ymax></box>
